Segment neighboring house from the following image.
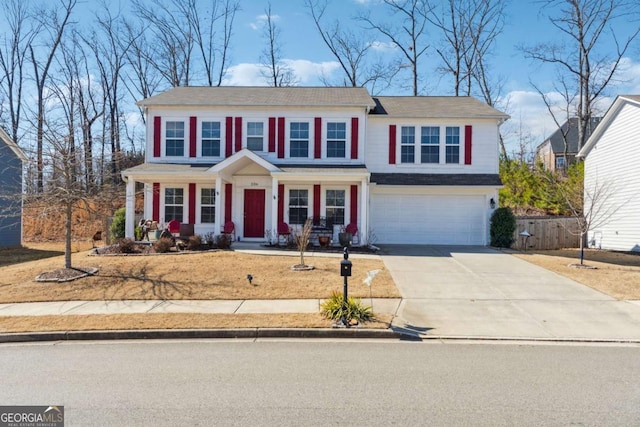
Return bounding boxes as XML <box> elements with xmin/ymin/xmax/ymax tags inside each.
<box><xmin>121</xmin><ymin>87</ymin><xmax>508</xmax><ymax>245</ymax></box>
<box><xmin>577</xmin><ymin>95</ymin><xmax>640</xmax><ymax>252</ymax></box>
<box><xmin>0</xmin><ymin>127</ymin><xmax>26</xmax><ymax>248</ymax></box>
<box><xmin>536</xmin><ymin>117</ymin><xmax>601</xmax><ymax>172</ymax></box>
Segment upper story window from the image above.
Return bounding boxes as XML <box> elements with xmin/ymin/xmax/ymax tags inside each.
<box><xmin>325</xmin><ymin>189</ymin><xmax>345</xmax><ymax>226</ymax></box>
<box><xmin>327</xmin><ymin>122</ymin><xmax>346</xmax><ymax>158</ymax></box>
<box><xmin>202</xmin><ymin>121</ymin><xmax>221</xmax><ymax>157</ymax></box>
<box><xmin>290</xmin><ymin>122</ymin><xmax>309</xmax><ymax>158</ymax></box>
<box><xmin>421</xmin><ymin>126</ymin><xmax>440</xmax><ymax>164</ymax></box>
<box><xmin>445</xmin><ymin>126</ymin><xmax>460</xmax><ymax>164</ymax></box>
<box><xmin>401</xmin><ymin>126</ymin><xmax>415</xmax><ymax>163</ymax></box>
<box><xmin>556</xmin><ymin>157</ymin><xmax>566</xmax><ymax>170</ymax></box>
<box><xmin>200</xmin><ymin>188</ymin><xmax>215</xmax><ymax>223</ymax></box>
<box><xmin>166</xmin><ymin>121</ymin><xmax>185</xmax><ymax>156</ymax></box>
<box><xmin>164</xmin><ymin>187</ymin><xmax>184</xmax><ymax>223</ymax></box>
<box><xmin>247</xmin><ymin>122</ymin><xmax>264</xmax><ymax>151</ymax></box>
<box><xmin>288</xmin><ymin>189</ymin><xmax>308</xmax><ymax>225</ymax></box>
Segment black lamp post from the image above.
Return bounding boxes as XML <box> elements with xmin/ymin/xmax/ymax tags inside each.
<box><xmin>340</xmin><ymin>247</ymin><xmax>352</xmax><ymax>327</ymax></box>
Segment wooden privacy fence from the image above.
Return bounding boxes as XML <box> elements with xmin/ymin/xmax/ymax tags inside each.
<box><xmin>513</xmin><ymin>216</ymin><xmax>581</xmax><ymax>250</ymax></box>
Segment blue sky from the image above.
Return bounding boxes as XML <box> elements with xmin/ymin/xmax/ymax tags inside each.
<box><xmin>214</xmin><ymin>0</ymin><xmax>640</xmax><ymax>153</ymax></box>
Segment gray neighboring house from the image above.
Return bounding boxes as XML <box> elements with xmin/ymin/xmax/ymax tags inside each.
<box><xmin>0</xmin><ymin>127</ymin><xmax>26</xmax><ymax>248</ymax></box>
<box><xmin>536</xmin><ymin>117</ymin><xmax>601</xmax><ymax>172</ymax></box>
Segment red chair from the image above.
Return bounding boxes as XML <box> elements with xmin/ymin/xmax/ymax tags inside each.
<box><xmin>345</xmin><ymin>223</ymin><xmax>359</xmax><ymax>244</ymax></box>
<box><xmin>277</xmin><ymin>222</ymin><xmax>291</xmax><ymax>245</ymax></box>
<box><xmin>167</xmin><ymin>219</ymin><xmax>181</xmax><ymax>236</ymax></box>
<box><xmin>221</xmin><ymin>221</ymin><xmax>236</xmax><ymax>241</ymax></box>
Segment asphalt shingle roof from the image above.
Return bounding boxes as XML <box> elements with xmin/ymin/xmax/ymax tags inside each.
<box><xmin>543</xmin><ymin>117</ymin><xmax>602</xmax><ymax>154</ymax></box>
<box><xmin>371</xmin><ymin>96</ymin><xmax>509</xmax><ymax>119</ymax></box>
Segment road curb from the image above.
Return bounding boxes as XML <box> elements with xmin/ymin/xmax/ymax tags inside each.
<box><xmin>0</xmin><ymin>328</ymin><xmax>411</xmax><ymax>343</ymax></box>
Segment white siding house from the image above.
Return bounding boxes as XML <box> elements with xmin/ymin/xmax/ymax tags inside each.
<box><xmin>122</xmin><ymin>87</ymin><xmax>508</xmax><ymax>246</ymax></box>
<box><xmin>577</xmin><ymin>95</ymin><xmax>640</xmax><ymax>252</ymax></box>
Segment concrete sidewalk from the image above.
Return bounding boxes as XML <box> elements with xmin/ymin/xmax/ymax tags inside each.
<box><xmin>0</xmin><ymin>298</ymin><xmax>401</xmax><ymax>317</ymax></box>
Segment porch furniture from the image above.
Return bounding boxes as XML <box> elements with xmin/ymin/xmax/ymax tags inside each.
<box><xmin>175</xmin><ymin>223</ymin><xmax>195</xmax><ymax>250</ymax></box>
<box><xmin>277</xmin><ymin>222</ymin><xmax>291</xmax><ymax>245</ymax></box>
<box><xmin>221</xmin><ymin>221</ymin><xmax>236</xmax><ymax>241</ymax></box>
<box><xmin>167</xmin><ymin>219</ymin><xmax>181</xmax><ymax>236</ymax></box>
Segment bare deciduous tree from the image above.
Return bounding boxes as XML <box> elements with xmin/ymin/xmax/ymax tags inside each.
<box><xmin>523</xmin><ymin>0</ymin><xmax>640</xmax><ymax>151</ymax></box>
<box><xmin>260</xmin><ymin>3</ymin><xmax>296</xmax><ymax>87</ymax></box>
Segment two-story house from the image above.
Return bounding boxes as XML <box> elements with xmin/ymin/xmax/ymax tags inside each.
<box><xmin>536</xmin><ymin>117</ymin><xmax>601</xmax><ymax>172</ymax></box>
<box><xmin>0</xmin><ymin>126</ymin><xmax>27</xmax><ymax>248</ymax></box>
<box><xmin>121</xmin><ymin>87</ymin><xmax>508</xmax><ymax>245</ymax></box>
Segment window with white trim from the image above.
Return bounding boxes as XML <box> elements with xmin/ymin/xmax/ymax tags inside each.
<box><xmin>290</xmin><ymin>122</ymin><xmax>309</xmax><ymax>158</ymax></box>
<box><xmin>556</xmin><ymin>157</ymin><xmax>566</xmax><ymax>169</ymax></box>
<box><xmin>288</xmin><ymin>189</ymin><xmax>308</xmax><ymax>225</ymax></box>
<box><xmin>326</xmin><ymin>122</ymin><xmax>346</xmax><ymax>158</ymax></box>
<box><xmin>164</xmin><ymin>188</ymin><xmax>184</xmax><ymax>222</ymax></box>
<box><xmin>325</xmin><ymin>189</ymin><xmax>345</xmax><ymax>227</ymax></box>
<box><xmin>247</xmin><ymin>121</ymin><xmax>264</xmax><ymax>151</ymax></box>
<box><xmin>201</xmin><ymin>122</ymin><xmax>221</xmax><ymax>157</ymax></box>
<box><xmin>200</xmin><ymin>188</ymin><xmax>215</xmax><ymax>223</ymax></box>
<box><xmin>445</xmin><ymin>126</ymin><xmax>460</xmax><ymax>164</ymax></box>
<box><xmin>166</xmin><ymin>121</ymin><xmax>184</xmax><ymax>156</ymax></box>
<box><xmin>421</xmin><ymin>126</ymin><xmax>440</xmax><ymax>163</ymax></box>
<box><xmin>401</xmin><ymin>126</ymin><xmax>415</xmax><ymax>163</ymax></box>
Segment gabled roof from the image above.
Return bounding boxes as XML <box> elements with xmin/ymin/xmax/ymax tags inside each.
<box><xmin>578</xmin><ymin>95</ymin><xmax>640</xmax><ymax>158</ymax></box>
<box><xmin>0</xmin><ymin>127</ymin><xmax>27</xmax><ymax>162</ymax></box>
<box><xmin>137</xmin><ymin>86</ymin><xmax>377</xmax><ymax>109</ymax></box>
<box><xmin>538</xmin><ymin>117</ymin><xmax>602</xmax><ymax>155</ymax></box>
<box><xmin>370</xmin><ymin>96</ymin><xmax>509</xmax><ymax>120</ymax></box>
<box><xmin>209</xmin><ymin>149</ymin><xmax>281</xmax><ymax>174</ymax></box>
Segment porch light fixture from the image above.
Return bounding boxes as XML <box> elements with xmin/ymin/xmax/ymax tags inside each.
<box><xmin>489</xmin><ymin>198</ymin><xmax>496</xmax><ymax>209</ymax></box>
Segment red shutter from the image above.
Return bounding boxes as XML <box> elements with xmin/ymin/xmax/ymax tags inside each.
<box><xmin>268</xmin><ymin>117</ymin><xmax>276</xmax><ymax>152</ymax></box>
<box><xmin>351</xmin><ymin>117</ymin><xmax>359</xmax><ymax>159</ymax></box>
<box><xmin>153</xmin><ymin>117</ymin><xmax>161</xmax><ymax>157</ymax></box>
<box><xmin>188</xmin><ymin>183</ymin><xmax>196</xmax><ymax>224</ymax></box>
<box><xmin>278</xmin><ymin>184</ymin><xmax>284</xmax><ymax>223</ymax></box>
<box><xmin>465</xmin><ymin>125</ymin><xmax>472</xmax><ymax>165</ymax></box>
<box><xmin>225</xmin><ymin>183</ymin><xmax>232</xmax><ymax>223</ymax></box>
<box><xmin>225</xmin><ymin>117</ymin><xmax>233</xmax><ymax>158</ymax></box>
<box><xmin>313</xmin><ymin>185</ymin><xmax>321</xmax><ymax>219</ymax></box>
<box><xmin>314</xmin><ymin>117</ymin><xmax>322</xmax><ymax>159</ymax></box>
<box><xmin>189</xmin><ymin>117</ymin><xmax>197</xmax><ymax>157</ymax></box>
<box><xmin>277</xmin><ymin>117</ymin><xmax>285</xmax><ymax>158</ymax></box>
<box><xmin>235</xmin><ymin>117</ymin><xmax>242</xmax><ymax>153</ymax></box>
<box><xmin>389</xmin><ymin>125</ymin><xmax>396</xmax><ymax>164</ymax></box>
<box><xmin>152</xmin><ymin>182</ymin><xmax>160</xmax><ymax>221</ymax></box>
<box><xmin>350</xmin><ymin>185</ymin><xmax>358</xmax><ymax>226</ymax></box>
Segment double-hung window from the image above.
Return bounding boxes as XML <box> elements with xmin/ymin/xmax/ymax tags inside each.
<box><xmin>290</xmin><ymin>122</ymin><xmax>309</xmax><ymax>158</ymax></box>
<box><xmin>400</xmin><ymin>126</ymin><xmax>415</xmax><ymax>163</ymax></box>
<box><xmin>166</xmin><ymin>121</ymin><xmax>185</xmax><ymax>156</ymax></box>
<box><xmin>247</xmin><ymin>122</ymin><xmax>264</xmax><ymax>151</ymax></box>
<box><xmin>325</xmin><ymin>190</ymin><xmax>345</xmax><ymax>227</ymax></box>
<box><xmin>288</xmin><ymin>189</ymin><xmax>308</xmax><ymax>225</ymax></box>
<box><xmin>201</xmin><ymin>122</ymin><xmax>221</xmax><ymax>157</ymax></box>
<box><xmin>445</xmin><ymin>126</ymin><xmax>460</xmax><ymax>164</ymax></box>
<box><xmin>326</xmin><ymin>122</ymin><xmax>346</xmax><ymax>158</ymax></box>
<box><xmin>164</xmin><ymin>188</ymin><xmax>184</xmax><ymax>223</ymax></box>
<box><xmin>421</xmin><ymin>126</ymin><xmax>440</xmax><ymax>163</ymax></box>
<box><xmin>200</xmin><ymin>188</ymin><xmax>215</xmax><ymax>224</ymax></box>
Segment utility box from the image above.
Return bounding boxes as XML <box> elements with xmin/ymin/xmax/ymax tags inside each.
<box><xmin>340</xmin><ymin>259</ymin><xmax>352</xmax><ymax>277</ymax></box>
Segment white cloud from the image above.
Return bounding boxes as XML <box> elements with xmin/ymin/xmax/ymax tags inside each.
<box><xmin>249</xmin><ymin>13</ymin><xmax>280</xmax><ymax>30</ymax></box>
<box><xmin>222</xmin><ymin>60</ymin><xmax>341</xmax><ymax>86</ymax></box>
<box><xmin>369</xmin><ymin>41</ymin><xmax>396</xmax><ymax>52</ymax></box>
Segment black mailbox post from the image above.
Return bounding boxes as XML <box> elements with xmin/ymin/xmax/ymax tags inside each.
<box><xmin>340</xmin><ymin>247</ymin><xmax>352</xmax><ymax>326</ymax></box>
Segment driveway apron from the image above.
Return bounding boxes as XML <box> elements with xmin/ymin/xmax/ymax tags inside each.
<box><xmin>379</xmin><ymin>245</ymin><xmax>640</xmax><ymax>340</ymax></box>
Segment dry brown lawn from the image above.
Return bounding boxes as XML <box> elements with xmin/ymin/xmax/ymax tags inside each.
<box><xmin>512</xmin><ymin>248</ymin><xmax>640</xmax><ymax>300</ymax></box>
<box><xmin>0</xmin><ymin>243</ymin><xmax>399</xmax><ymax>304</ymax></box>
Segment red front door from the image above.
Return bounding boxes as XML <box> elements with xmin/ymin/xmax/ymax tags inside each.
<box><xmin>244</xmin><ymin>189</ymin><xmax>265</xmax><ymax>238</ymax></box>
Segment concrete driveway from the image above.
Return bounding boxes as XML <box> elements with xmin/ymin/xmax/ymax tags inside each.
<box><xmin>380</xmin><ymin>245</ymin><xmax>640</xmax><ymax>341</ymax></box>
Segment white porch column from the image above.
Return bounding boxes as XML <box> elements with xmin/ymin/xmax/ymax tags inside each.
<box><xmin>271</xmin><ymin>177</ymin><xmax>279</xmax><ymax>236</ymax></box>
<box><xmin>360</xmin><ymin>177</ymin><xmax>369</xmax><ymax>245</ymax></box>
<box><xmin>214</xmin><ymin>178</ymin><xmax>223</xmax><ymax>235</ymax></box>
<box><xmin>125</xmin><ymin>176</ymin><xmax>135</xmax><ymax>239</ymax></box>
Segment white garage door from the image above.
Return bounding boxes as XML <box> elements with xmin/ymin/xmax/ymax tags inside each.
<box><xmin>370</xmin><ymin>193</ymin><xmax>486</xmax><ymax>245</ymax></box>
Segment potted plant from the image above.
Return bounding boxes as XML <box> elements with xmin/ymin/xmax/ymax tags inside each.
<box><xmin>338</xmin><ymin>225</ymin><xmax>352</xmax><ymax>248</ymax></box>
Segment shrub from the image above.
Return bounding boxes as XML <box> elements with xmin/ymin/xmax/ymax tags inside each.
<box><xmin>321</xmin><ymin>291</ymin><xmax>373</xmax><ymax>322</ymax></box>
<box><xmin>134</xmin><ymin>225</ymin><xmax>142</xmax><ymax>241</ymax></box>
<box><xmin>110</xmin><ymin>207</ymin><xmax>126</xmax><ymax>241</ymax></box>
<box><xmin>490</xmin><ymin>207</ymin><xmax>516</xmax><ymax>248</ymax></box>
<box><xmin>187</xmin><ymin>235</ymin><xmax>203</xmax><ymax>251</ymax></box>
<box><xmin>115</xmin><ymin>238</ymin><xmax>136</xmax><ymax>254</ymax></box>
<box><xmin>214</xmin><ymin>234</ymin><xmax>232</xmax><ymax>249</ymax></box>
<box><xmin>154</xmin><ymin>237</ymin><xmax>174</xmax><ymax>253</ymax></box>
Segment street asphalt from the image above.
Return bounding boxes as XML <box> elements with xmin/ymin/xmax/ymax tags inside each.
<box><xmin>1</xmin><ymin>243</ymin><xmax>639</xmax><ymax>343</ymax></box>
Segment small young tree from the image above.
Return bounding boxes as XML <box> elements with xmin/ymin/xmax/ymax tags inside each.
<box><xmin>291</xmin><ymin>218</ymin><xmax>313</xmax><ymax>268</ymax></box>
